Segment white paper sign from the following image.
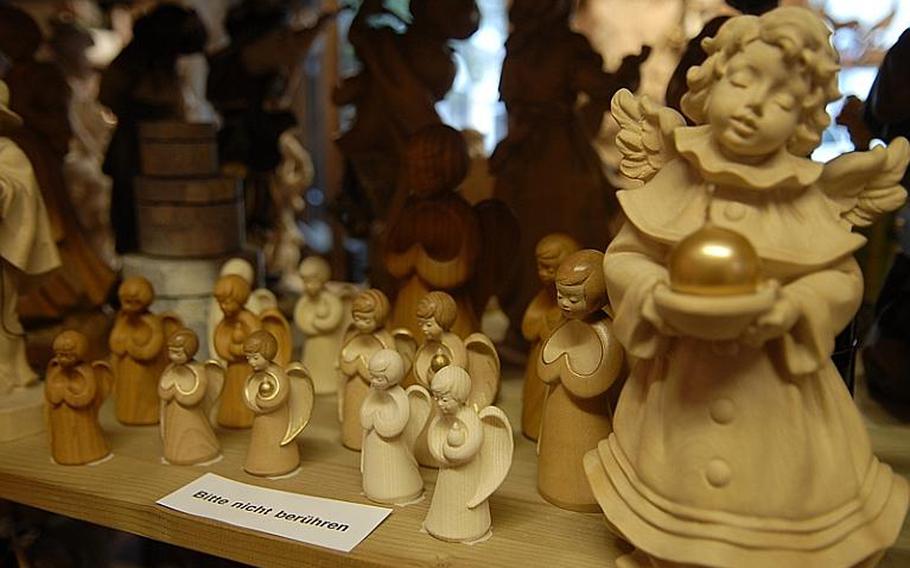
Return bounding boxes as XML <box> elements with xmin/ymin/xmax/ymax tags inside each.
<box><xmin>156</xmin><ymin>473</ymin><xmax>392</xmax><ymax>552</ymax></box>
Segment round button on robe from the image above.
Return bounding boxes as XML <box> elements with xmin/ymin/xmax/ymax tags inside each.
<box><xmin>706</xmin><ymin>459</ymin><xmax>732</xmax><ymax>488</ymax></box>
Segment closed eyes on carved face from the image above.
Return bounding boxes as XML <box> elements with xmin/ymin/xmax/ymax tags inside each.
<box><xmin>707</xmin><ymin>41</ymin><xmax>809</xmax><ymax>159</ymax></box>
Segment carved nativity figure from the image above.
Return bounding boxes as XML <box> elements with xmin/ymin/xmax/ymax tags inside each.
<box><xmin>584</xmin><ymin>8</ymin><xmax>910</xmax><ymax>568</ymax></box>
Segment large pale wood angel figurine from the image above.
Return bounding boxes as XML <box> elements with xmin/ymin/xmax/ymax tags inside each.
<box><xmin>423</xmin><ymin>366</ymin><xmax>513</xmax><ymax>544</ymax></box>
<box><xmin>0</xmin><ymin>80</ymin><xmax>60</xmax><ymax>395</ymax></box>
<box><xmin>360</xmin><ymin>349</ymin><xmax>430</xmax><ymax>505</ymax></box>
<box><xmin>159</xmin><ymin>329</ymin><xmax>224</xmax><ymax>466</ymax></box>
<box><xmin>242</xmin><ymin>330</ymin><xmax>314</xmax><ymax>477</ymax></box>
<box><xmin>294</xmin><ymin>257</ymin><xmax>347</xmax><ymax>395</ymax></box>
<box><xmin>537</xmin><ymin>249</ymin><xmax>624</xmax><ymax>512</ymax></box>
<box><xmin>584</xmin><ymin>8</ymin><xmax>909</xmax><ymax>568</ymax></box>
<box><xmin>207</xmin><ymin>257</ymin><xmax>278</xmax><ymax>363</ymax></box>
<box><xmin>45</xmin><ymin>331</ymin><xmax>113</xmax><ymax>465</ymax></box>
<box><xmin>338</xmin><ymin>289</ymin><xmax>416</xmax><ymax>451</ymax></box>
<box><xmin>521</xmin><ymin>233</ymin><xmax>580</xmax><ymax>440</ymax></box>
<box><xmin>109</xmin><ymin>277</ymin><xmax>182</xmax><ymax>425</ymax></box>
<box><xmin>384</xmin><ymin>124</ymin><xmax>518</xmax><ymax>341</ymax></box>
<box><xmin>213</xmin><ymin>274</ymin><xmax>291</xmax><ymax>429</ymax></box>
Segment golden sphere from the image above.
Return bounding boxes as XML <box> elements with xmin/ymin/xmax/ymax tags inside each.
<box><xmin>259</xmin><ymin>380</ymin><xmax>275</xmax><ymax>397</ymax></box>
<box><xmin>430</xmin><ymin>352</ymin><xmax>451</xmax><ymax>373</ymax></box>
<box><xmin>668</xmin><ymin>224</ymin><xmax>761</xmax><ymax>296</ymax></box>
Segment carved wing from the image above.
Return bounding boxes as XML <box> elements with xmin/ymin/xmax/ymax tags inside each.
<box><xmin>404</xmin><ymin>385</ymin><xmax>432</xmax><ymax>452</ymax></box>
<box><xmin>91</xmin><ymin>360</ymin><xmax>115</xmax><ymax>404</ymax></box>
<box><xmin>612</xmin><ymin>89</ymin><xmax>685</xmax><ymax>186</ymax></box>
<box><xmin>260</xmin><ymin>308</ymin><xmax>293</xmax><ymax>366</ymax></box>
<box><xmin>203</xmin><ymin>360</ymin><xmax>225</xmax><ymax>423</ymax></box>
<box><xmin>391</xmin><ymin>328</ymin><xmax>417</xmax><ymax>373</ymax></box>
<box><xmin>471</xmin><ymin>199</ymin><xmax>520</xmax><ymax>313</ymax></box>
<box><xmin>819</xmin><ymin>137</ymin><xmax>910</xmax><ymax>228</ymax></box>
<box><xmin>468</xmin><ymin>406</ymin><xmax>514</xmax><ymax>509</ymax></box>
<box><xmin>248</xmin><ymin>288</ymin><xmax>278</xmax><ymax>313</ymax></box>
<box><xmin>281</xmin><ymin>363</ymin><xmax>315</xmax><ymax>446</ymax></box>
<box><xmin>465</xmin><ymin>333</ymin><xmax>501</xmax><ymax>410</ymax></box>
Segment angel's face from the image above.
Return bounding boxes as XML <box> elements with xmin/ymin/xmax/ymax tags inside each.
<box><xmin>120</xmin><ymin>293</ymin><xmax>147</xmax><ymax>314</ymax></box>
<box><xmin>301</xmin><ymin>274</ymin><xmax>324</xmax><ymax>297</ymax></box>
<box><xmin>218</xmin><ymin>297</ymin><xmax>240</xmax><ymax>316</ymax></box>
<box><xmin>246</xmin><ymin>351</ymin><xmax>268</xmax><ymax>371</ymax></box>
<box><xmin>707</xmin><ymin>41</ymin><xmax>808</xmax><ymax>159</ymax></box>
<box><xmin>556</xmin><ymin>283</ymin><xmax>587</xmax><ymax>319</ymax></box>
<box><xmin>168</xmin><ymin>346</ymin><xmax>189</xmax><ymax>365</ymax></box>
<box><xmin>433</xmin><ymin>390</ymin><xmax>460</xmax><ymax>415</ymax></box>
<box><xmin>353</xmin><ymin>312</ymin><xmax>377</xmax><ymax>333</ymax></box>
<box><xmin>537</xmin><ymin>258</ymin><xmax>559</xmax><ymax>284</ymax></box>
<box><xmin>370</xmin><ymin>371</ymin><xmax>390</xmax><ymax>390</ymax></box>
<box><xmin>419</xmin><ymin>316</ymin><xmax>443</xmax><ymax>340</ymax></box>
<box><xmin>54</xmin><ymin>349</ymin><xmax>78</xmax><ymax>368</ymax></box>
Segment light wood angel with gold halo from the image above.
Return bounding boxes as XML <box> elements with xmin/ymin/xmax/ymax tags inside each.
<box><xmin>242</xmin><ymin>330</ymin><xmax>314</xmax><ymax>477</ymax></box>
<box><xmin>213</xmin><ymin>274</ymin><xmax>291</xmax><ymax>429</ymax></box>
<box><xmin>422</xmin><ymin>365</ymin><xmax>513</xmax><ymax>544</ymax></box>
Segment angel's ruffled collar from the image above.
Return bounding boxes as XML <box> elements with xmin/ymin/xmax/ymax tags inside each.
<box><xmin>674</xmin><ymin>125</ymin><xmax>823</xmax><ymax>191</ymax></box>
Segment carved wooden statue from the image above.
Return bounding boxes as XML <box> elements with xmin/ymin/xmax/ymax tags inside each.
<box><xmin>385</xmin><ymin>124</ymin><xmax>518</xmax><ymax>341</ymax></box>
<box><xmin>490</xmin><ymin>0</ymin><xmax>649</xmax><ymax>328</ymax></box>
<box><xmin>521</xmin><ymin>233</ymin><xmax>580</xmax><ymax>440</ymax></box>
<box><xmin>159</xmin><ymin>329</ymin><xmax>225</xmax><ymax>465</ymax></box>
<box><xmin>45</xmin><ymin>331</ymin><xmax>113</xmax><ymax>465</ymax></box>
<box><xmin>109</xmin><ymin>277</ymin><xmax>181</xmax><ymax>425</ymax></box>
<box><xmin>0</xmin><ymin>5</ymin><xmax>115</xmax><ymax>321</ymax></box>
<box><xmin>584</xmin><ymin>8</ymin><xmax>910</xmax><ymax>567</ymax></box>
<box><xmin>242</xmin><ymin>330</ymin><xmax>314</xmax><ymax>477</ymax></box>
<box><xmin>338</xmin><ymin>289</ymin><xmax>416</xmax><ymax>450</ymax></box>
<box><xmin>423</xmin><ymin>365</ymin><xmax>513</xmax><ymax>544</ymax></box>
<box><xmin>213</xmin><ymin>274</ymin><xmax>291</xmax><ymax>429</ymax></box>
<box><xmin>207</xmin><ymin>257</ymin><xmax>278</xmax><ymax>363</ymax></box>
<box><xmin>294</xmin><ymin>257</ymin><xmax>347</xmax><ymax>394</ymax></box>
<box><xmin>537</xmin><ymin>249</ymin><xmax>623</xmax><ymax>512</ymax></box>
<box><xmin>0</xmin><ymin>80</ymin><xmax>60</xmax><ymax>394</ymax></box>
<box><xmin>334</xmin><ymin>0</ymin><xmax>479</xmax><ymax>220</ymax></box>
<box><xmin>360</xmin><ymin>349</ymin><xmax>430</xmax><ymax>505</ymax></box>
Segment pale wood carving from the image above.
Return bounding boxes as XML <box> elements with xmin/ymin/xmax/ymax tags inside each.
<box><xmin>584</xmin><ymin>8</ymin><xmax>910</xmax><ymax>567</ymax></box>
<box><xmin>242</xmin><ymin>330</ymin><xmax>314</xmax><ymax>477</ymax></box>
<box><xmin>159</xmin><ymin>329</ymin><xmax>224</xmax><ymax>465</ymax></box>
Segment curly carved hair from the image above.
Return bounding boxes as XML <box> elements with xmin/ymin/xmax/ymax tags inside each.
<box><xmin>416</xmin><ymin>291</ymin><xmax>458</xmax><ymax>330</ymax></box>
<box><xmin>681</xmin><ymin>7</ymin><xmax>840</xmax><ymax>156</ymax></box>
<box><xmin>352</xmin><ymin>289</ymin><xmax>390</xmax><ymax>323</ymax></box>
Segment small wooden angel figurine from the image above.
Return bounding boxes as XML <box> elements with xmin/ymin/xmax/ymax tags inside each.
<box><xmin>338</xmin><ymin>289</ymin><xmax>415</xmax><ymax>450</ymax></box>
<box><xmin>242</xmin><ymin>330</ymin><xmax>314</xmax><ymax>477</ymax></box>
<box><xmin>109</xmin><ymin>277</ymin><xmax>181</xmax><ymax>425</ymax></box>
<box><xmin>207</xmin><ymin>257</ymin><xmax>278</xmax><ymax>363</ymax></box>
<box><xmin>584</xmin><ymin>8</ymin><xmax>910</xmax><ymax>567</ymax></box>
<box><xmin>521</xmin><ymin>233</ymin><xmax>580</xmax><ymax>440</ymax></box>
<box><xmin>158</xmin><ymin>329</ymin><xmax>225</xmax><ymax>465</ymax></box>
<box><xmin>45</xmin><ymin>331</ymin><xmax>113</xmax><ymax>465</ymax></box>
<box><xmin>537</xmin><ymin>250</ymin><xmax>623</xmax><ymax>512</ymax></box>
<box><xmin>412</xmin><ymin>292</ymin><xmax>500</xmax><ymax>467</ymax></box>
<box><xmin>360</xmin><ymin>349</ymin><xmax>430</xmax><ymax>505</ymax></box>
<box><xmin>213</xmin><ymin>274</ymin><xmax>291</xmax><ymax>429</ymax></box>
<box><xmin>294</xmin><ymin>256</ymin><xmax>347</xmax><ymax>394</ymax></box>
<box><xmin>423</xmin><ymin>366</ymin><xmax>513</xmax><ymax>544</ymax></box>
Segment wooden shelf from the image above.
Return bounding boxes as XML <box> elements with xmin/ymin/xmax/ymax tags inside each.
<box><xmin>1</xmin><ymin>366</ymin><xmax>909</xmax><ymax>567</ymax></box>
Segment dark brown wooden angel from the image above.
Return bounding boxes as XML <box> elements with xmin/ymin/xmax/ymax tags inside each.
<box><xmin>384</xmin><ymin>124</ymin><xmax>518</xmax><ymax>342</ymax></box>
<box><xmin>489</xmin><ymin>0</ymin><xmax>649</xmax><ymax>329</ymax></box>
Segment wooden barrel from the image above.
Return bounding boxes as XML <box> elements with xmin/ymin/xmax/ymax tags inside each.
<box><xmin>135</xmin><ymin>176</ymin><xmax>245</xmax><ymax>258</ymax></box>
<box><xmin>139</xmin><ymin>121</ymin><xmax>218</xmax><ymax>177</ymax></box>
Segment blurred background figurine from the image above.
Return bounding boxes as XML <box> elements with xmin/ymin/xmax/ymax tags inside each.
<box><xmin>100</xmin><ymin>3</ymin><xmax>208</xmax><ymax>255</ymax></box>
<box><xmin>0</xmin><ymin>4</ymin><xmax>114</xmax><ymax>322</ymax></box>
<box><xmin>490</xmin><ymin>0</ymin><xmax>649</xmax><ymax>337</ymax></box>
